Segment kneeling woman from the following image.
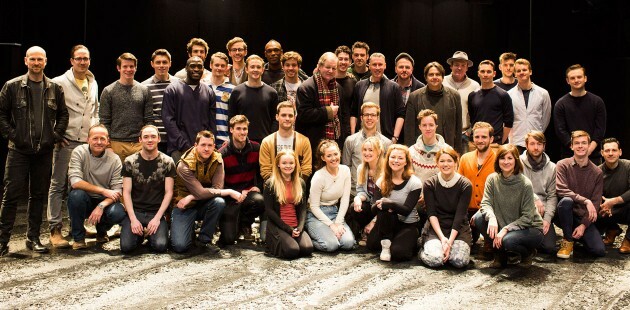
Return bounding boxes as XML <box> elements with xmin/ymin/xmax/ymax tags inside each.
<box><xmin>264</xmin><ymin>150</ymin><xmax>313</xmax><ymax>259</ymax></box>
<box><xmin>419</xmin><ymin>147</ymin><xmax>473</xmax><ymax>268</ymax></box>
<box><xmin>368</xmin><ymin>144</ymin><xmax>422</xmax><ymax>261</ymax></box>
<box><xmin>473</xmin><ymin>144</ymin><xmax>543</xmax><ymax>267</ymax></box>
<box><xmin>306</xmin><ymin>140</ymin><xmax>355</xmax><ymax>252</ymax></box>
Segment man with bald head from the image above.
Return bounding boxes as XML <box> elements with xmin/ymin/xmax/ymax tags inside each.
<box><xmin>162</xmin><ymin>56</ymin><xmax>216</xmax><ymax>164</ymax></box>
<box><xmin>262</xmin><ymin>39</ymin><xmax>308</xmax><ymax>85</ymax></box>
<box><xmin>0</xmin><ymin>46</ymin><xmax>69</xmax><ymax>255</ymax></box>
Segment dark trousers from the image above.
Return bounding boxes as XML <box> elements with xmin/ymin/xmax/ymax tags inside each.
<box><xmin>473</xmin><ymin>212</ymin><xmax>543</xmax><ymax>258</ymax></box>
<box><xmin>219</xmin><ymin>191</ymin><xmax>265</xmax><ymax>244</ymax></box>
<box><xmin>67</xmin><ymin>189</ymin><xmax>126</xmax><ymax>241</ymax></box>
<box><xmin>0</xmin><ymin>149</ymin><xmax>52</xmax><ymax>243</ymax></box>
<box><xmin>345</xmin><ymin>200</ymin><xmax>374</xmax><ymax>239</ymax></box>
<box><xmin>266</xmin><ymin>221</ymin><xmax>313</xmax><ymax>259</ymax></box>
<box><xmin>120</xmin><ymin>210</ymin><xmax>169</xmax><ymax>253</ymax></box>
<box><xmin>367</xmin><ymin>210</ymin><xmax>419</xmax><ymax>261</ymax></box>
<box><xmin>554</xmin><ymin>197</ymin><xmax>605</xmax><ymax>257</ymax></box>
<box><xmin>468</xmin><ymin>209</ymin><xmax>481</xmax><ymax>244</ymax></box>
<box><xmin>596</xmin><ymin>202</ymin><xmax>630</xmax><ymax>241</ymax></box>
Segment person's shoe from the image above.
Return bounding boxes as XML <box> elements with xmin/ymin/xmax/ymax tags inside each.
<box><xmin>358</xmin><ymin>231</ymin><xmax>368</xmax><ymax>247</ymax></box>
<box><xmin>482</xmin><ymin>239</ymin><xmax>494</xmax><ymax>261</ymax></box>
<box><xmin>95</xmin><ymin>233</ymin><xmax>109</xmax><ymax>244</ymax></box>
<box><xmin>72</xmin><ymin>240</ymin><xmax>87</xmax><ymax>250</ymax></box>
<box><xmin>25</xmin><ymin>239</ymin><xmax>49</xmax><ymax>253</ymax></box>
<box><xmin>197</xmin><ymin>240</ymin><xmax>220</xmax><ymax>254</ymax></box>
<box><xmin>490</xmin><ymin>252</ymin><xmax>507</xmax><ymax>268</ymax></box>
<box><xmin>84</xmin><ymin>221</ymin><xmax>98</xmax><ymax>238</ymax></box>
<box><xmin>603</xmin><ymin>229</ymin><xmax>621</xmax><ymax>246</ymax></box>
<box><xmin>111</xmin><ymin>225</ymin><xmax>122</xmax><ymax>238</ymax></box>
<box><xmin>49</xmin><ymin>227</ymin><xmax>70</xmax><ymax>249</ymax></box>
<box><xmin>0</xmin><ymin>243</ymin><xmax>8</xmax><ymax>256</ymax></box>
<box><xmin>380</xmin><ymin>239</ymin><xmax>392</xmax><ymax>261</ymax></box>
<box><xmin>240</xmin><ymin>227</ymin><xmax>255</xmax><ymax>241</ymax></box>
<box><xmin>519</xmin><ymin>249</ymin><xmax>537</xmax><ymax>268</ymax></box>
<box><xmin>557</xmin><ymin>239</ymin><xmax>574</xmax><ymax>259</ymax></box>
<box><xmin>619</xmin><ymin>239</ymin><xmax>630</xmax><ymax>254</ymax></box>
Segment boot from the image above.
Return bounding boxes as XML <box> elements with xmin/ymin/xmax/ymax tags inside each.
<box><xmin>619</xmin><ymin>238</ymin><xmax>630</xmax><ymax>254</ymax></box>
<box><xmin>603</xmin><ymin>229</ymin><xmax>620</xmax><ymax>246</ymax></box>
<box><xmin>380</xmin><ymin>239</ymin><xmax>392</xmax><ymax>261</ymax></box>
<box><xmin>49</xmin><ymin>226</ymin><xmax>70</xmax><ymax>249</ymax></box>
<box><xmin>557</xmin><ymin>238</ymin><xmax>574</xmax><ymax>259</ymax></box>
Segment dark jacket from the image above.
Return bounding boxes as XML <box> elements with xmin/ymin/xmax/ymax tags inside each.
<box><xmin>0</xmin><ymin>74</ymin><xmax>69</xmax><ymax>153</ymax></box>
<box><xmin>350</xmin><ymin>77</ymin><xmax>405</xmax><ymax>139</ymax></box>
<box><xmin>393</xmin><ymin>74</ymin><xmax>426</xmax><ymax>93</ymax></box>
<box><xmin>295</xmin><ymin>76</ymin><xmax>344</xmax><ymax>157</ymax></box>
<box><xmin>264</xmin><ymin>178</ymin><xmax>308</xmax><ymax>234</ymax></box>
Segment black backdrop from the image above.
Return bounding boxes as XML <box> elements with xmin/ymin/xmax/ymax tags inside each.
<box><xmin>0</xmin><ymin>0</ymin><xmax>628</xmax><ymax>165</ymax></box>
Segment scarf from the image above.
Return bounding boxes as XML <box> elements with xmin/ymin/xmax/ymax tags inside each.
<box><xmin>314</xmin><ymin>72</ymin><xmax>340</xmax><ymax>139</ymax></box>
<box><xmin>526</xmin><ymin>152</ymin><xmax>547</xmax><ymax>172</ymax></box>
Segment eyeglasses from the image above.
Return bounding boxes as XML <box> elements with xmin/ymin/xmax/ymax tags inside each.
<box><xmin>362</xmin><ymin>113</ymin><xmax>378</xmax><ymax>118</ymax></box>
<box><xmin>73</xmin><ymin>57</ymin><xmax>90</xmax><ymax>62</ymax></box>
<box><xmin>230</xmin><ymin>48</ymin><xmax>246</xmax><ymax>53</ymax></box>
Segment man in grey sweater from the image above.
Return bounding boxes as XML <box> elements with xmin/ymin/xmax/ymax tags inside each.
<box><xmin>99</xmin><ymin>52</ymin><xmax>153</xmax><ymax>163</ymax></box>
<box><xmin>597</xmin><ymin>138</ymin><xmax>630</xmax><ymax>253</ymax></box>
<box><xmin>520</xmin><ymin>131</ymin><xmax>557</xmax><ymax>254</ymax></box>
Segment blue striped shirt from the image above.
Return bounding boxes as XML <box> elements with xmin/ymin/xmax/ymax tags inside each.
<box><xmin>210</xmin><ymin>80</ymin><xmax>235</xmax><ymax>144</ymax></box>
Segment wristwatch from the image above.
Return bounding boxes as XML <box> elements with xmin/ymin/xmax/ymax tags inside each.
<box><xmin>97</xmin><ymin>203</ymin><xmax>106</xmax><ymax>210</ymax></box>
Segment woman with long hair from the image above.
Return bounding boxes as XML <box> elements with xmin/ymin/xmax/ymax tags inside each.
<box><xmin>367</xmin><ymin>144</ymin><xmax>422</xmax><ymax>261</ymax></box>
<box><xmin>347</xmin><ymin>137</ymin><xmax>386</xmax><ymax>244</ymax></box>
<box><xmin>306</xmin><ymin>140</ymin><xmax>355</xmax><ymax>252</ymax></box>
<box><xmin>419</xmin><ymin>147</ymin><xmax>473</xmax><ymax>268</ymax></box>
<box><xmin>473</xmin><ymin>144</ymin><xmax>543</xmax><ymax>268</ymax></box>
<box><xmin>264</xmin><ymin>150</ymin><xmax>313</xmax><ymax>259</ymax></box>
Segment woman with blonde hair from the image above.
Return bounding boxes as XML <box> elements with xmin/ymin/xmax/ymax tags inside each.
<box><xmin>347</xmin><ymin>137</ymin><xmax>386</xmax><ymax>244</ymax></box>
<box><xmin>264</xmin><ymin>150</ymin><xmax>313</xmax><ymax>259</ymax></box>
<box><xmin>367</xmin><ymin>144</ymin><xmax>422</xmax><ymax>261</ymax></box>
<box><xmin>419</xmin><ymin>147</ymin><xmax>473</xmax><ymax>268</ymax></box>
<box><xmin>306</xmin><ymin>140</ymin><xmax>355</xmax><ymax>252</ymax></box>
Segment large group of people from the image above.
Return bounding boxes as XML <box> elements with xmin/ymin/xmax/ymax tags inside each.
<box><xmin>0</xmin><ymin>37</ymin><xmax>626</xmax><ymax>270</ymax></box>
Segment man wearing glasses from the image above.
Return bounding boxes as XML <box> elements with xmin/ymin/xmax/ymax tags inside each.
<box><xmin>226</xmin><ymin>37</ymin><xmax>248</xmax><ymax>85</ymax></box>
<box><xmin>47</xmin><ymin>45</ymin><xmax>99</xmax><ymax>248</ymax></box>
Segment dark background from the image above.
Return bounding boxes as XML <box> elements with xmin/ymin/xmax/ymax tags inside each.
<box><xmin>0</xmin><ymin>0</ymin><xmax>628</xmax><ymax>177</ymax></box>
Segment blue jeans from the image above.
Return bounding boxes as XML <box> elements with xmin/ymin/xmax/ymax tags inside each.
<box><xmin>306</xmin><ymin>206</ymin><xmax>355</xmax><ymax>252</ymax></box>
<box><xmin>170</xmin><ymin>197</ymin><xmax>226</xmax><ymax>253</ymax></box>
<box><xmin>120</xmin><ymin>210</ymin><xmax>168</xmax><ymax>253</ymax></box>
<box><xmin>555</xmin><ymin>197</ymin><xmax>605</xmax><ymax>257</ymax></box>
<box><xmin>473</xmin><ymin>212</ymin><xmax>543</xmax><ymax>258</ymax></box>
<box><xmin>67</xmin><ymin>189</ymin><xmax>126</xmax><ymax>241</ymax></box>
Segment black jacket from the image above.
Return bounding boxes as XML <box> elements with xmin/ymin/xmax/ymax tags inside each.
<box><xmin>0</xmin><ymin>74</ymin><xmax>69</xmax><ymax>154</ymax></box>
<box><xmin>264</xmin><ymin>178</ymin><xmax>308</xmax><ymax>234</ymax></box>
<box><xmin>350</xmin><ymin>77</ymin><xmax>405</xmax><ymax>139</ymax></box>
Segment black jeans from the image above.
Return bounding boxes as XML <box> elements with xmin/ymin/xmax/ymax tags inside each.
<box><xmin>218</xmin><ymin>191</ymin><xmax>265</xmax><ymax>244</ymax></box>
<box><xmin>596</xmin><ymin>202</ymin><xmax>630</xmax><ymax>241</ymax></box>
<box><xmin>367</xmin><ymin>210</ymin><xmax>419</xmax><ymax>261</ymax></box>
<box><xmin>0</xmin><ymin>149</ymin><xmax>52</xmax><ymax>243</ymax></box>
<box><xmin>345</xmin><ymin>200</ymin><xmax>374</xmax><ymax>239</ymax></box>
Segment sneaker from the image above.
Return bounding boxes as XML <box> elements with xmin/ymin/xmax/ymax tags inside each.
<box><xmin>603</xmin><ymin>229</ymin><xmax>620</xmax><ymax>246</ymax></box>
<box><xmin>72</xmin><ymin>240</ymin><xmax>88</xmax><ymax>250</ymax></box>
<box><xmin>557</xmin><ymin>239</ymin><xmax>574</xmax><ymax>259</ymax></box>
<box><xmin>49</xmin><ymin>226</ymin><xmax>70</xmax><ymax>249</ymax></box>
<box><xmin>380</xmin><ymin>239</ymin><xmax>391</xmax><ymax>261</ymax></box>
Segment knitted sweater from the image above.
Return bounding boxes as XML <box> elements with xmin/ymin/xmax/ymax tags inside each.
<box><xmin>480</xmin><ymin>173</ymin><xmax>543</xmax><ymax>231</ymax></box>
<box><xmin>99</xmin><ymin>81</ymin><xmax>153</xmax><ymax>141</ymax></box>
<box><xmin>409</xmin><ymin>134</ymin><xmax>450</xmax><ymax>183</ymax></box>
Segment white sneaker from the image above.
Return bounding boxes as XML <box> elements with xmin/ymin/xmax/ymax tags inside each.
<box><xmin>380</xmin><ymin>239</ymin><xmax>392</xmax><ymax>261</ymax></box>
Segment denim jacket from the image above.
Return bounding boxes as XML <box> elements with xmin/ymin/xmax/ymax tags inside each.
<box><xmin>0</xmin><ymin>73</ymin><xmax>69</xmax><ymax>153</ymax></box>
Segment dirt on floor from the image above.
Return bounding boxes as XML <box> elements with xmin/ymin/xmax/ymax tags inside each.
<box><xmin>1</xmin><ymin>208</ymin><xmax>629</xmax><ymax>309</ymax></box>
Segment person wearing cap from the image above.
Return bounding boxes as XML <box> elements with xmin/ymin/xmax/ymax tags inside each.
<box><xmin>507</xmin><ymin>58</ymin><xmax>551</xmax><ymax>153</ymax></box>
<box><xmin>443</xmin><ymin>51</ymin><xmax>480</xmax><ymax>152</ymax></box>
<box><xmin>350</xmin><ymin>53</ymin><xmax>405</xmax><ymax>144</ymax></box>
<box><xmin>393</xmin><ymin>52</ymin><xmax>425</xmax><ymax>105</ymax></box>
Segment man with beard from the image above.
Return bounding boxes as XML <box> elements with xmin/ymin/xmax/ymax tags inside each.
<box><xmin>347</xmin><ymin>41</ymin><xmax>371</xmax><ymax>81</ymax></box>
<box><xmin>261</xmin><ymin>40</ymin><xmax>308</xmax><ymax>85</ymax></box>
<box><xmin>218</xmin><ymin>115</ymin><xmax>264</xmax><ymax>244</ymax></box>
<box><xmin>392</xmin><ymin>53</ymin><xmax>425</xmax><ymax>105</ymax></box>
<box><xmin>520</xmin><ymin>131</ymin><xmax>558</xmax><ymax>254</ymax></box>
<box><xmin>350</xmin><ymin>53</ymin><xmax>405</xmax><ymax>144</ymax></box>
<box><xmin>334</xmin><ymin>45</ymin><xmax>356</xmax><ymax>144</ymax></box>
<box><xmin>162</xmin><ymin>56</ymin><xmax>216</xmax><ymax>164</ymax></box>
<box><xmin>120</xmin><ymin>125</ymin><xmax>175</xmax><ymax>253</ymax></box>
<box><xmin>270</xmin><ymin>51</ymin><xmax>304</xmax><ymax>106</ymax></box>
<box><xmin>597</xmin><ymin>138</ymin><xmax>630</xmax><ymax>253</ymax></box>
<box><xmin>458</xmin><ymin>122</ymin><xmax>497</xmax><ymax>258</ymax></box>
